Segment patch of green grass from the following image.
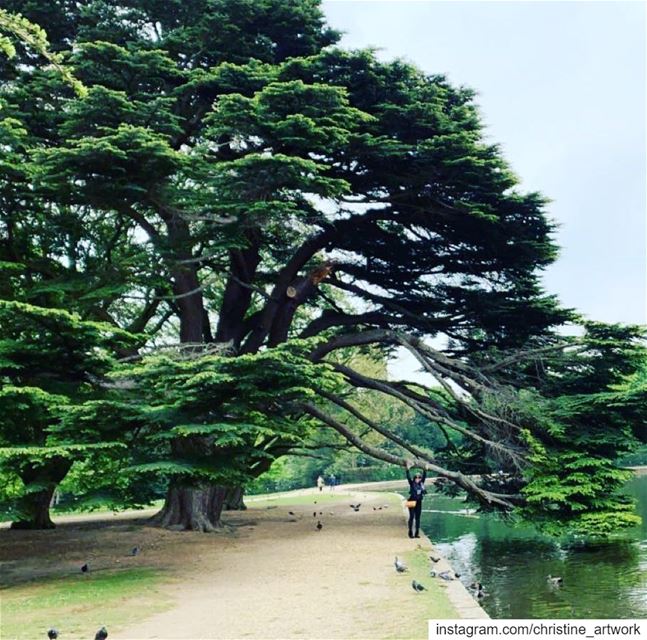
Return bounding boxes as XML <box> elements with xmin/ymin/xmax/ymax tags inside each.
<box><xmin>0</xmin><ymin>567</ymin><xmax>172</xmax><ymax>639</ymax></box>
<box><xmin>402</xmin><ymin>547</ymin><xmax>458</xmax><ymax>616</ymax></box>
<box><xmin>51</xmin><ymin>500</ymin><xmax>164</xmax><ymax>517</ymax></box>
<box><xmin>377</xmin><ymin>525</ymin><xmax>458</xmax><ymax>639</ymax></box>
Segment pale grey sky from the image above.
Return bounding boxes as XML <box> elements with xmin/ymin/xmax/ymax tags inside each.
<box><xmin>321</xmin><ymin>0</ymin><xmax>646</xmax><ymax>379</ymax></box>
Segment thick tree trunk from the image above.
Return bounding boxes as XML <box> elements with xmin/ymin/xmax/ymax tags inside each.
<box><xmin>223</xmin><ymin>485</ymin><xmax>247</xmax><ymax>511</ymax></box>
<box><xmin>171</xmin><ymin>264</ymin><xmax>204</xmax><ymax>343</ymax></box>
<box><xmin>11</xmin><ymin>459</ymin><xmax>72</xmax><ymax>530</ymax></box>
<box><xmin>166</xmin><ymin>213</ymin><xmax>206</xmax><ymax>343</ymax></box>
<box><xmin>153</xmin><ymin>435</ymin><xmax>230</xmax><ymax>532</ymax></box>
<box><xmin>150</xmin><ymin>482</ymin><xmax>227</xmax><ymax>532</ymax></box>
<box><xmin>11</xmin><ymin>485</ymin><xmax>57</xmax><ymax>530</ymax></box>
<box><xmin>216</xmin><ymin>233</ymin><xmax>261</xmax><ymax>347</ymax></box>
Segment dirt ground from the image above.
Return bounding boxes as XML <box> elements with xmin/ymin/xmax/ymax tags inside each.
<box><xmin>1</xmin><ymin>489</ymin><xmax>461</xmax><ymax>639</ymax></box>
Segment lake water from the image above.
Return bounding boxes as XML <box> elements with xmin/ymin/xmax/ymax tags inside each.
<box><xmin>417</xmin><ymin>474</ymin><xmax>647</xmax><ymax>618</ymax></box>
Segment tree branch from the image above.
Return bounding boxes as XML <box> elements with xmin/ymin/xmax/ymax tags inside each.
<box><xmin>299</xmin><ymin>402</ymin><xmax>520</xmax><ymax>510</ymax></box>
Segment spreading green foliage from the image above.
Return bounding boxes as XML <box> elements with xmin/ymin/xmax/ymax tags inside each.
<box><xmin>0</xmin><ymin>0</ymin><xmax>643</xmax><ymax>536</ymax></box>
<box><xmin>0</xmin><ymin>9</ymin><xmax>86</xmax><ymax>95</ymax></box>
<box><xmin>0</xmin><ymin>296</ymin><xmax>135</xmax><ymax>525</ymax></box>
<box><xmin>459</xmin><ymin>323</ymin><xmax>647</xmax><ymax>536</ymax></box>
<box><xmin>65</xmin><ymin>341</ymin><xmax>344</xmax><ymax>496</ymax></box>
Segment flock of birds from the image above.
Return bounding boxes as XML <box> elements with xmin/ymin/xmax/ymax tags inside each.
<box><xmin>395</xmin><ymin>555</ymin><xmax>564</xmax><ymax>599</ymax></box>
<box><xmin>44</xmin><ymin>546</ymin><xmax>142</xmax><ymax>638</ymax></box>
<box><xmin>47</xmin><ymin>627</ymin><xmax>107</xmax><ymax>640</ymax></box>
<box><xmin>44</xmin><ymin>498</ymin><xmax>566</xmax><ymax>637</ymax></box>
<box><xmin>287</xmin><ymin>499</ymin><xmax>390</xmax><ymax>533</ymax></box>
<box><xmin>393</xmin><ymin>553</ymin><xmax>467</xmax><ymax>595</ymax></box>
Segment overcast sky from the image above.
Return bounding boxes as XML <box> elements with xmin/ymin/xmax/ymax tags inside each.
<box><xmin>322</xmin><ymin>0</ymin><xmax>646</xmax><ymax>379</ymax></box>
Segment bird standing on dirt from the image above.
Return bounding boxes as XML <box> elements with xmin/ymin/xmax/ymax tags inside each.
<box><xmin>429</xmin><ymin>555</ymin><xmax>441</xmax><ymax>563</ymax></box>
<box><xmin>288</xmin><ymin>511</ymin><xmax>296</xmax><ymax>516</ymax></box>
<box><xmin>394</xmin><ymin>557</ymin><xmax>407</xmax><ymax>573</ymax></box>
<box><xmin>95</xmin><ymin>627</ymin><xmax>108</xmax><ymax>640</ymax></box>
<box><xmin>316</xmin><ymin>520</ymin><xmax>323</xmax><ymax>531</ymax></box>
<box><xmin>411</xmin><ymin>580</ymin><xmax>426</xmax><ymax>592</ymax></box>
<box><xmin>81</xmin><ymin>563</ymin><xmax>89</xmax><ymax>573</ymax></box>
<box><xmin>313</xmin><ymin>511</ymin><xmax>317</xmax><ymax>518</ymax></box>
<box><xmin>438</xmin><ymin>570</ymin><xmax>454</xmax><ymax>581</ymax></box>
<box><xmin>47</xmin><ymin>629</ymin><xmax>58</xmax><ymax>639</ymax></box>
<box><xmin>131</xmin><ymin>546</ymin><xmax>139</xmax><ymax>556</ymax></box>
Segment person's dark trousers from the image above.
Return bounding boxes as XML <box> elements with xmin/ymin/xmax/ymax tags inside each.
<box><xmin>408</xmin><ymin>501</ymin><xmax>422</xmax><ymax>537</ymax></box>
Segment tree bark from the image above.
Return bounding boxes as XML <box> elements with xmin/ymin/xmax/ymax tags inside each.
<box><xmin>153</xmin><ymin>435</ymin><xmax>231</xmax><ymax>531</ymax></box>
<box><xmin>223</xmin><ymin>485</ymin><xmax>247</xmax><ymax>511</ymax></box>
<box><xmin>267</xmin><ymin>263</ymin><xmax>334</xmax><ymax>347</ymax></box>
<box><xmin>150</xmin><ymin>481</ymin><xmax>227</xmax><ymax>532</ymax></box>
<box><xmin>10</xmin><ymin>459</ymin><xmax>72</xmax><ymax>530</ymax></box>
<box><xmin>165</xmin><ymin>212</ymin><xmax>206</xmax><ymax>343</ymax></box>
<box><xmin>216</xmin><ymin>233</ymin><xmax>261</xmax><ymax>347</ymax></box>
<box><xmin>171</xmin><ymin>263</ymin><xmax>204</xmax><ymax>343</ymax></box>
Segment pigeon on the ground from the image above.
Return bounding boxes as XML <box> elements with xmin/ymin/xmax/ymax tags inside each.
<box><xmin>438</xmin><ymin>570</ymin><xmax>454</xmax><ymax>581</ymax></box>
<box><xmin>411</xmin><ymin>580</ymin><xmax>426</xmax><ymax>592</ymax></box>
<box><xmin>288</xmin><ymin>511</ymin><xmax>296</xmax><ymax>516</ymax></box>
<box><xmin>349</xmin><ymin>503</ymin><xmax>361</xmax><ymax>509</ymax></box>
<box><xmin>429</xmin><ymin>555</ymin><xmax>441</xmax><ymax>563</ymax></box>
<box><xmin>547</xmin><ymin>575</ymin><xmax>563</xmax><ymax>586</ymax></box>
<box><xmin>394</xmin><ymin>557</ymin><xmax>407</xmax><ymax>573</ymax></box>
<box><xmin>95</xmin><ymin>627</ymin><xmax>108</xmax><ymax>640</ymax></box>
<box><xmin>316</xmin><ymin>520</ymin><xmax>323</xmax><ymax>531</ymax></box>
<box><xmin>313</xmin><ymin>511</ymin><xmax>317</xmax><ymax>518</ymax></box>
<box><xmin>81</xmin><ymin>563</ymin><xmax>89</xmax><ymax>573</ymax></box>
<box><xmin>47</xmin><ymin>629</ymin><xmax>58</xmax><ymax>639</ymax></box>
<box><xmin>131</xmin><ymin>546</ymin><xmax>139</xmax><ymax>556</ymax></box>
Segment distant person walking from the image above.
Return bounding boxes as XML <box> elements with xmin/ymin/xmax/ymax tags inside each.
<box><xmin>405</xmin><ymin>460</ymin><xmax>426</xmax><ymax>538</ymax></box>
<box><xmin>316</xmin><ymin>475</ymin><xmax>325</xmax><ymax>492</ymax></box>
<box><xmin>328</xmin><ymin>474</ymin><xmax>336</xmax><ymax>491</ymax></box>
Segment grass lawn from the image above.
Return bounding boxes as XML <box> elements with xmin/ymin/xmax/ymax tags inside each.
<box><xmin>0</xmin><ymin>567</ymin><xmax>172</xmax><ymax>640</ymax></box>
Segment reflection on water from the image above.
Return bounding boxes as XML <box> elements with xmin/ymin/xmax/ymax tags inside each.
<box><xmin>417</xmin><ymin>475</ymin><xmax>647</xmax><ymax>618</ymax></box>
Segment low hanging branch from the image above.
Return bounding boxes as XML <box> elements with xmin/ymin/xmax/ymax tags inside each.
<box><xmin>299</xmin><ymin>402</ymin><xmax>522</xmax><ymax>510</ymax></box>
<box><xmin>317</xmin><ymin>389</ymin><xmax>437</xmax><ymax>464</ymax></box>
<box><xmin>330</xmin><ymin>362</ymin><xmax>528</xmax><ymax>468</ymax></box>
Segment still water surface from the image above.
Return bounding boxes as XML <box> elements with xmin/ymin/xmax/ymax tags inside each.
<box><xmin>417</xmin><ymin>474</ymin><xmax>647</xmax><ymax>618</ymax></box>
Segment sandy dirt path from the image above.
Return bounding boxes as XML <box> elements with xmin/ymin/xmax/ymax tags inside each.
<box><xmin>116</xmin><ymin>489</ymin><xmax>458</xmax><ymax>639</ymax></box>
<box><xmin>1</xmin><ymin>486</ymin><xmax>485</xmax><ymax>639</ymax></box>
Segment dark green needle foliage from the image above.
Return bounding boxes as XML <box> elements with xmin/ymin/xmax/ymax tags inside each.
<box><xmin>0</xmin><ymin>295</ymin><xmax>134</xmax><ymax>528</ymax></box>
<box><xmin>0</xmin><ymin>0</ymin><xmax>643</xmax><ymax>535</ymax></box>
